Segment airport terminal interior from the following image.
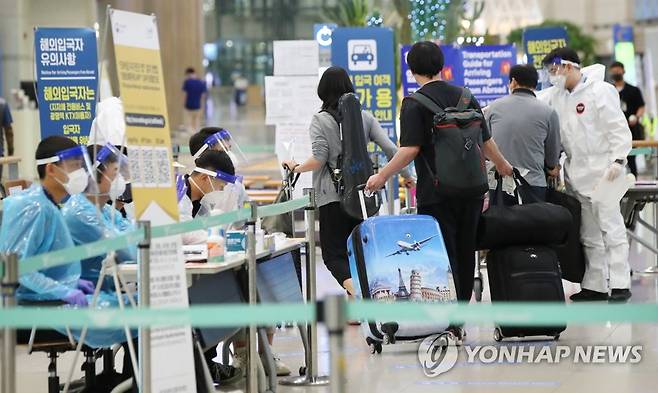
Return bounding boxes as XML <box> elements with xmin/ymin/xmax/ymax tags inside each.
<box><xmin>2</xmin><ymin>0</ymin><xmax>658</xmax><ymax>392</ymax></box>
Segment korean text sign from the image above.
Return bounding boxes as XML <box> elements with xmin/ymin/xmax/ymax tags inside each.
<box><xmin>523</xmin><ymin>26</ymin><xmax>568</xmax><ymax>70</ymax></box>
<box><xmin>34</xmin><ymin>28</ymin><xmax>98</xmax><ymax>142</ymax></box>
<box><xmin>331</xmin><ymin>27</ymin><xmax>397</xmax><ymax>141</ymax></box>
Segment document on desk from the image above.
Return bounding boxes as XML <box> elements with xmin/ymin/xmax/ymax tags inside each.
<box><xmin>591</xmin><ymin>173</ymin><xmax>636</xmax><ymax>205</ymax></box>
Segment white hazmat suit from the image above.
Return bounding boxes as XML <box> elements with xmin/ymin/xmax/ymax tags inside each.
<box><xmin>540</xmin><ymin>64</ymin><xmax>633</xmax><ymax>293</ymax></box>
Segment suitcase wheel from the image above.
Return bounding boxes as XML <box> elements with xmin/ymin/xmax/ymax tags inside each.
<box><xmin>473</xmin><ymin>277</ymin><xmax>483</xmax><ymax>302</ymax></box>
<box><xmin>366</xmin><ymin>337</ymin><xmax>383</xmax><ymax>354</ymax></box>
<box><xmin>493</xmin><ymin>327</ymin><xmax>504</xmax><ymax>342</ymax></box>
<box><xmin>369</xmin><ymin>342</ymin><xmax>383</xmax><ymax>354</ymax></box>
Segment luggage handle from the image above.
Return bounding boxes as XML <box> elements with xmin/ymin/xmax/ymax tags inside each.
<box><xmin>357</xmin><ymin>184</ymin><xmax>388</xmax><ymax>220</ymax></box>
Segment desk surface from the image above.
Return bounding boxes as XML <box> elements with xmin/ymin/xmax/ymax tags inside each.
<box><xmin>118</xmin><ymin>238</ymin><xmax>305</xmax><ymax>277</ymax></box>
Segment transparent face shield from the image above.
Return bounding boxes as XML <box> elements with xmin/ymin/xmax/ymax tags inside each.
<box><xmin>36</xmin><ymin>145</ymin><xmax>98</xmax><ymax>196</ymax></box>
<box><xmin>192</xmin><ymin>167</ymin><xmax>244</xmax><ymax>216</ymax></box>
<box><xmin>542</xmin><ymin>57</ymin><xmax>580</xmax><ymax>87</ymax></box>
<box><xmin>193</xmin><ymin>130</ymin><xmax>249</xmax><ymax>167</ymax></box>
<box><xmin>93</xmin><ymin>143</ymin><xmax>131</xmax><ymax>200</ymax></box>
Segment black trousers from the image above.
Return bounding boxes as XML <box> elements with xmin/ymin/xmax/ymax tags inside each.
<box><xmin>319</xmin><ymin>202</ymin><xmax>362</xmax><ymax>286</ymax></box>
<box><xmin>419</xmin><ymin>198</ymin><xmax>483</xmax><ymax>301</ymax></box>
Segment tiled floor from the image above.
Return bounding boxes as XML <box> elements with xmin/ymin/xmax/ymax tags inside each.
<box><xmin>7</xmin><ymin>244</ymin><xmax>658</xmax><ymax>393</ymax></box>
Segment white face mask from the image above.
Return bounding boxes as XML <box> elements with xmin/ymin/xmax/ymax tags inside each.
<box><xmin>109</xmin><ymin>173</ymin><xmax>127</xmax><ymax>201</ymax></box>
<box><xmin>199</xmin><ymin>188</ymin><xmax>239</xmax><ymax>216</ymax></box>
<box><xmin>549</xmin><ymin>74</ymin><xmax>567</xmax><ymax>90</ymax></box>
<box><xmin>57</xmin><ymin>167</ymin><xmax>89</xmax><ymax>195</ymax></box>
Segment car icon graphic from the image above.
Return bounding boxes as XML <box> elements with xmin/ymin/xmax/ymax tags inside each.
<box><xmin>351</xmin><ymin>45</ymin><xmax>374</xmax><ymax>65</ymax></box>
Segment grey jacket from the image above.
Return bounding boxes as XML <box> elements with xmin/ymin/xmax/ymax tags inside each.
<box><xmin>485</xmin><ymin>90</ymin><xmax>561</xmax><ymax>187</ymax></box>
<box><xmin>310</xmin><ymin>110</ymin><xmax>410</xmax><ymax>207</ymax></box>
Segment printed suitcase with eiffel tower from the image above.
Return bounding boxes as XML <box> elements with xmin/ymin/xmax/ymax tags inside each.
<box><xmin>347</xmin><ymin>214</ymin><xmax>457</xmax><ymax>354</ymax></box>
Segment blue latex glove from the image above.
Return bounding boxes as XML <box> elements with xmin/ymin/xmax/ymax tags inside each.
<box><xmin>77</xmin><ymin>279</ymin><xmax>95</xmax><ymax>294</ymax></box>
<box><xmin>63</xmin><ymin>289</ymin><xmax>88</xmax><ymax>307</ymax></box>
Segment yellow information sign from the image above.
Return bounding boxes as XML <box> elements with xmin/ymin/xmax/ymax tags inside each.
<box><xmin>111</xmin><ymin>9</ymin><xmax>178</xmax><ymax>221</ymax></box>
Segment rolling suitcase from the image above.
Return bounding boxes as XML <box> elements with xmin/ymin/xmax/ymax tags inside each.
<box><xmin>487</xmin><ymin>245</ymin><xmax>566</xmax><ymax>341</ymax></box>
<box><xmin>545</xmin><ymin>181</ymin><xmax>586</xmax><ymax>283</ymax></box>
<box><xmin>347</xmin><ymin>191</ymin><xmax>457</xmax><ymax>354</ymax></box>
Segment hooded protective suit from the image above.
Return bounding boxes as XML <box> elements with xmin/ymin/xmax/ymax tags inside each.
<box><xmin>539</xmin><ymin>64</ymin><xmax>632</xmax><ymax>292</ymax></box>
<box><xmin>88</xmin><ymin>97</ymin><xmax>125</xmax><ymax>146</ymax></box>
<box><xmin>62</xmin><ymin>194</ymin><xmax>137</xmax><ymax>290</ymax></box>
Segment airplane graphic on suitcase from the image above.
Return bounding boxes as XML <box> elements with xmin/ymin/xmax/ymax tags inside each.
<box><xmin>347</xmin><ymin>214</ymin><xmax>457</xmax><ymax>353</ymax></box>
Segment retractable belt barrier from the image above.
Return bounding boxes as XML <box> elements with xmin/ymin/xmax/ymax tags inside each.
<box><xmin>0</xmin><ymin>195</ymin><xmax>311</xmax><ymax>277</ymax></box>
<box><xmin>0</xmin><ymin>302</ymin><xmax>657</xmax><ymax>328</ymax></box>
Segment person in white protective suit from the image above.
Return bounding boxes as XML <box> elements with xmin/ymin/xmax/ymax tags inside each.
<box><xmin>539</xmin><ymin>47</ymin><xmax>633</xmax><ymax>302</ymax></box>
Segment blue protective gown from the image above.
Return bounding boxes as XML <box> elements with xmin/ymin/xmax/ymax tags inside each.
<box><xmin>0</xmin><ymin>185</ymin><xmax>80</xmax><ymax>302</ymax></box>
<box><xmin>0</xmin><ymin>186</ymin><xmax>132</xmax><ymax>348</ymax></box>
<box><xmin>62</xmin><ymin>194</ymin><xmax>137</xmax><ymax>290</ymax></box>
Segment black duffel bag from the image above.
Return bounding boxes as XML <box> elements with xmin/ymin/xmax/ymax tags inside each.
<box><xmin>546</xmin><ymin>181</ymin><xmax>586</xmax><ymax>283</ymax></box>
<box><xmin>477</xmin><ymin>169</ymin><xmax>573</xmax><ymax>250</ymax></box>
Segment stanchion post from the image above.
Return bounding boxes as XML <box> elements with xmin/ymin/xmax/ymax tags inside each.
<box><xmin>324</xmin><ymin>295</ymin><xmax>347</xmax><ymax>393</ymax></box>
<box><xmin>246</xmin><ymin>204</ymin><xmax>259</xmax><ymax>393</ymax></box>
<box><xmin>138</xmin><ymin>221</ymin><xmax>152</xmax><ymax>393</ymax></box>
<box><xmin>2</xmin><ymin>253</ymin><xmax>18</xmax><ymax>393</ymax></box>
<box><xmin>306</xmin><ymin>188</ymin><xmax>319</xmax><ymax>377</ymax></box>
<box><xmin>280</xmin><ymin>188</ymin><xmax>329</xmax><ymax>386</ymax></box>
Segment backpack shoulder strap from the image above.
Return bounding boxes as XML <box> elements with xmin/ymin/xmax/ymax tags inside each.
<box><xmin>408</xmin><ymin>92</ymin><xmax>444</xmax><ymax>115</ymax></box>
<box><xmin>320</xmin><ymin>108</ymin><xmax>341</xmax><ymax>126</ymax></box>
<box><xmin>456</xmin><ymin>88</ymin><xmax>473</xmax><ymax>111</ymax></box>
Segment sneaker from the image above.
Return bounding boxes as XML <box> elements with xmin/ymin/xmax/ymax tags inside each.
<box><xmin>569</xmin><ymin>289</ymin><xmax>608</xmax><ymax>302</ymax></box>
<box><xmin>273</xmin><ymin>354</ymin><xmax>291</xmax><ymax>376</ymax></box>
<box><xmin>445</xmin><ymin>325</ymin><xmax>466</xmax><ymax>346</ymax></box>
<box><xmin>608</xmin><ymin>289</ymin><xmax>632</xmax><ymax>303</ymax></box>
<box><xmin>210</xmin><ymin>362</ymin><xmax>243</xmax><ymax>386</ymax></box>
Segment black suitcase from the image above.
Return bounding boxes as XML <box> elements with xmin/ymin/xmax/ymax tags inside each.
<box><xmin>545</xmin><ymin>188</ymin><xmax>586</xmax><ymax>283</ymax></box>
<box><xmin>487</xmin><ymin>245</ymin><xmax>566</xmax><ymax>341</ymax></box>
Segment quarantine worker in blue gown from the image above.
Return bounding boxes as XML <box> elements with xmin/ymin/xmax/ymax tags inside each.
<box><xmin>62</xmin><ymin>144</ymin><xmax>136</xmax><ymax>291</ymax></box>
<box><xmin>0</xmin><ymin>136</ymin><xmax>130</xmax><ymax>348</ymax></box>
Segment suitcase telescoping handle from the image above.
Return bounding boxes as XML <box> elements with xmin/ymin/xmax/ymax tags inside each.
<box><xmin>357</xmin><ymin>184</ymin><xmax>388</xmax><ymax>220</ymax></box>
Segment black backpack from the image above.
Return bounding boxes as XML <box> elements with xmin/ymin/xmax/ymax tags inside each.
<box><xmin>409</xmin><ymin>88</ymin><xmax>488</xmax><ymax>197</ymax></box>
<box><xmin>324</xmin><ymin>93</ymin><xmax>381</xmax><ymax>219</ymax></box>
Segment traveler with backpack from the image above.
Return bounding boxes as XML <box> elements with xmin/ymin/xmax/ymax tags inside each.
<box><xmin>366</xmin><ymin>42</ymin><xmax>513</xmax><ymax>340</ymax></box>
<box><xmin>282</xmin><ymin>66</ymin><xmax>415</xmax><ymax>295</ymax></box>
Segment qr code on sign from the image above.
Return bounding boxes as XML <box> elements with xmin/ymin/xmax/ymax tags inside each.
<box><xmin>128</xmin><ymin>151</ymin><xmax>143</xmax><ymax>187</ymax></box>
<box><xmin>155</xmin><ymin>147</ymin><xmax>172</xmax><ymax>187</ymax></box>
<box><xmin>140</xmin><ymin>147</ymin><xmax>157</xmax><ymax>188</ymax></box>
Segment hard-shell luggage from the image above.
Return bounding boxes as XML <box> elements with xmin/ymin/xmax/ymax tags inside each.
<box><xmin>347</xmin><ymin>210</ymin><xmax>457</xmax><ymax>353</ymax></box>
<box><xmin>486</xmin><ymin>245</ymin><xmax>566</xmax><ymax>341</ymax></box>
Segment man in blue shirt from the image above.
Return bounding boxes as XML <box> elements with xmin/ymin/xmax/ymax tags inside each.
<box><xmin>182</xmin><ymin>67</ymin><xmax>207</xmax><ymax>132</ymax></box>
<box><xmin>0</xmin><ymin>97</ymin><xmax>15</xmax><ymax>180</ymax></box>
